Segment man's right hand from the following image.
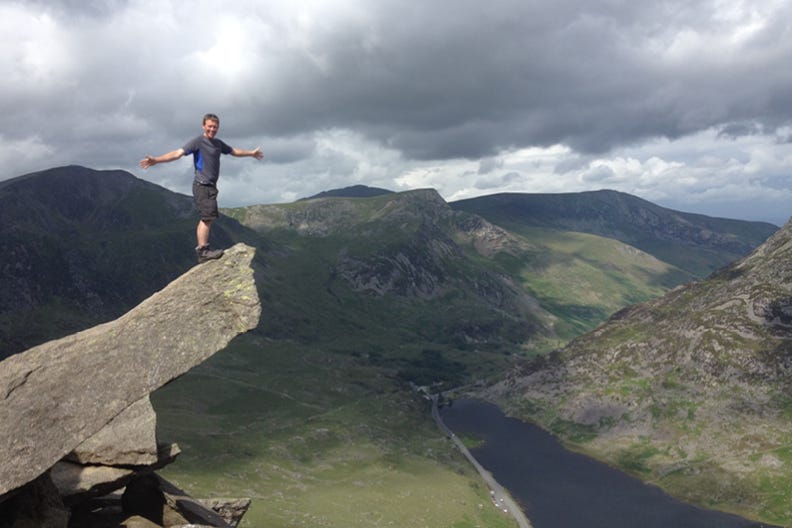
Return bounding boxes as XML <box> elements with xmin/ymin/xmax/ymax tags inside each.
<box><xmin>139</xmin><ymin>156</ymin><xmax>157</xmax><ymax>169</ymax></box>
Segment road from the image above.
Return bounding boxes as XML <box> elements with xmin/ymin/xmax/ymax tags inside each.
<box><xmin>431</xmin><ymin>395</ymin><xmax>533</xmax><ymax>528</ymax></box>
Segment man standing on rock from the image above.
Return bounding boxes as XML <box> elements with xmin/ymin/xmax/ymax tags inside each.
<box><xmin>139</xmin><ymin>113</ymin><xmax>263</xmax><ymax>263</ymax></box>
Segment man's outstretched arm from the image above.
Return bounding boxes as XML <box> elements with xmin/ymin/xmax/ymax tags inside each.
<box><xmin>139</xmin><ymin>148</ymin><xmax>186</xmax><ymax>169</ymax></box>
<box><xmin>231</xmin><ymin>147</ymin><xmax>264</xmax><ymax>160</ymax></box>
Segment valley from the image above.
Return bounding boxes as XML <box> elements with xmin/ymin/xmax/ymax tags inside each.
<box><xmin>1</xmin><ymin>166</ymin><xmax>785</xmax><ymax>527</ymax></box>
<box><xmin>152</xmin><ymin>335</ymin><xmax>516</xmax><ymax>527</ymax></box>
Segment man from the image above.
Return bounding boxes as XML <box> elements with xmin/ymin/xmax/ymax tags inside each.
<box><xmin>139</xmin><ymin>113</ymin><xmax>263</xmax><ymax>263</ymax></box>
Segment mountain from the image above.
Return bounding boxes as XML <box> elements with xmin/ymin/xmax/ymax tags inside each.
<box><xmin>481</xmin><ymin>218</ymin><xmax>792</xmax><ymax>525</ymax></box>
<box><xmin>2</xmin><ymin>167</ymin><xmax>772</xmax><ymax>362</ymax></box>
<box><xmin>225</xmin><ymin>189</ymin><xmax>556</xmax><ymax>366</ymax></box>
<box><xmin>1</xmin><ymin>166</ymin><xmax>782</xmax><ymax>526</ymax></box>
<box><xmin>452</xmin><ymin>190</ymin><xmax>778</xmax><ymax>277</ymax></box>
<box><xmin>0</xmin><ymin>165</ymin><xmax>238</xmax><ymax>357</ymax></box>
<box><xmin>223</xmin><ymin>187</ymin><xmax>700</xmax><ymax>356</ymax></box>
<box><xmin>301</xmin><ymin>184</ymin><xmax>394</xmax><ymax>200</ymax></box>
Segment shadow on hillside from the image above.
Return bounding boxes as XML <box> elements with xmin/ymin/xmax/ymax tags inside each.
<box><xmin>760</xmin><ymin>297</ymin><xmax>792</xmax><ymax>327</ymax></box>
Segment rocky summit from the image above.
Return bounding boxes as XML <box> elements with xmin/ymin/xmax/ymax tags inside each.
<box><xmin>0</xmin><ymin>243</ymin><xmax>261</xmax><ymax>528</ymax></box>
<box><xmin>482</xmin><ymin>219</ymin><xmax>792</xmax><ymax>524</ymax></box>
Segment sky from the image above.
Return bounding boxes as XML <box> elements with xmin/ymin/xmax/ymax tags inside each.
<box><xmin>3</xmin><ymin>0</ymin><xmax>792</xmax><ymax>225</ymax></box>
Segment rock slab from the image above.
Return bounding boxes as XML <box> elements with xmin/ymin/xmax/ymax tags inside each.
<box><xmin>0</xmin><ymin>243</ymin><xmax>261</xmax><ymax>497</ymax></box>
<box><xmin>66</xmin><ymin>396</ymin><xmax>159</xmax><ymax>466</ymax></box>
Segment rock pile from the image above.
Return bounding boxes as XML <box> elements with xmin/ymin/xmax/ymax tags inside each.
<box><xmin>0</xmin><ymin>244</ymin><xmax>261</xmax><ymax>527</ymax></box>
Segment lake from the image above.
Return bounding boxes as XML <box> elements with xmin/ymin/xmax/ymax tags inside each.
<box><xmin>439</xmin><ymin>399</ymin><xmax>776</xmax><ymax>528</ymax></box>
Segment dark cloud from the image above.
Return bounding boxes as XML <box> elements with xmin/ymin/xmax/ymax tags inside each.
<box><xmin>8</xmin><ymin>0</ymin><xmax>792</xmax><ymax>163</ymax></box>
<box><xmin>581</xmin><ymin>165</ymin><xmax>616</xmax><ymax>183</ymax></box>
<box><xmin>475</xmin><ymin>171</ymin><xmax>522</xmax><ymax>190</ymax></box>
<box><xmin>478</xmin><ymin>158</ymin><xmax>504</xmax><ymax>175</ymax></box>
<box><xmin>218</xmin><ymin>0</ymin><xmax>792</xmax><ymax>161</ymax></box>
<box><xmin>24</xmin><ymin>0</ymin><xmax>130</xmax><ymax>18</ymax></box>
<box><xmin>717</xmin><ymin>121</ymin><xmax>765</xmax><ymax>140</ymax></box>
<box><xmin>3</xmin><ymin>0</ymin><xmax>792</xmax><ymax>224</ymax></box>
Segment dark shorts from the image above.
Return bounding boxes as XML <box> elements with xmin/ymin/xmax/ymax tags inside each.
<box><xmin>193</xmin><ymin>182</ymin><xmax>219</xmax><ymax>221</ymax></box>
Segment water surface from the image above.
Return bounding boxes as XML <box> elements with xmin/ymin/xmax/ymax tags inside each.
<box><xmin>440</xmin><ymin>399</ymin><xmax>775</xmax><ymax>528</ymax></box>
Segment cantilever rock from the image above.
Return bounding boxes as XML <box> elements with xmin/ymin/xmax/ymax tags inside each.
<box><xmin>0</xmin><ymin>243</ymin><xmax>261</xmax><ymax>498</ymax></box>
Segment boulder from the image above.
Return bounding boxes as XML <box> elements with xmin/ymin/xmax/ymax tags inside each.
<box><xmin>50</xmin><ymin>443</ymin><xmax>180</xmax><ymax>504</ymax></box>
<box><xmin>66</xmin><ymin>396</ymin><xmax>159</xmax><ymax>466</ymax></box>
<box><xmin>195</xmin><ymin>498</ymin><xmax>251</xmax><ymax>527</ymax></box>
<box><xmin>156</xmin><ymin>476</ymin><xmax>233</xmax><ymax>527</ymax></box>
<box><xmin>120</xmin><ymin>473</ymin><xmax>185</xmax><ymax>527</ymax></box>
<box><xmin>0</xmin><ymin>244</ymin><xmax>261</xmax><ymax>498</ymax></box>
<box><xmin>120</xmin><ymin>515</ymin><xmax>163</xmax><ymax>528</ymax></box>
<box><xmin>50</xmin><ymin>461</ymin><xmax>134</xmax><ymax>503</ymax></box>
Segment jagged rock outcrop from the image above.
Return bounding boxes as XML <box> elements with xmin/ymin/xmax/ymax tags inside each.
<box><xmin>0</xmin><ymin>243</ymin><xmax>260</xmax><ymax>527</ymax></box>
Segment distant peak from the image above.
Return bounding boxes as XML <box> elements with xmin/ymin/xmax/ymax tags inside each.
<box><xmin>300</xmin><ymin>184</ymin><xmax>394</xmax><ymax>201</ymax></box>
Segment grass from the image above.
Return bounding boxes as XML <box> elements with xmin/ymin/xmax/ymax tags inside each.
<box><xmin>152</xmin><ymin>334</ymin><xmax>519</xmax><ymax>528</ymax></box>
<box><xmin>616</xmin><ymin>439</ymin><xmax>661</xmax><ymax>474</ymax></box>
<box><xmin>502</xmin><ymin>227</ymin><xmax>688</xmax><ymax>340</ymax></box>
<box><xmin>548</xmin><ymin>419</ymin><xmax>598</xmax><ymax>444</ymax></box>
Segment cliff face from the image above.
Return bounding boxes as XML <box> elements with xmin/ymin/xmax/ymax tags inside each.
<box><xmin>0</xmin><ymin>244</ymin><xmax>261</xmax><ymax>527</ymax></box>
<box><xmin>483</xmin><ymin>220</ymin><xmax>792</xmax><ymax>524</ymax></box>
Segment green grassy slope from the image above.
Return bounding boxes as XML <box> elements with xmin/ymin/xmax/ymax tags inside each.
<box><xmin>498</xmin><ymin>226</ymin><xmax>692</xmax><ymax>344</ymax></box>
<box><xmin>153</xmin><ymin>335</ymin><xmax>518</xmax><ymax>528</ymax></box>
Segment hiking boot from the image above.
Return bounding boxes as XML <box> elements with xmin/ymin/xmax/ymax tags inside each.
<box><xmin>196</xmin><ymin>245</ymin><xmax>224</xmax><ymax>264</ymax></box>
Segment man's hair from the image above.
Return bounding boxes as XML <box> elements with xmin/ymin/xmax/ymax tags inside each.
<box><xmin>203</xmin><ymin>113</ymin><xmax>220</xmax><ymax>124</ymax></box>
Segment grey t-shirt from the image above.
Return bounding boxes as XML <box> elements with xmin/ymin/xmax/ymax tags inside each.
<box><xmin>182</xmin><ymin>135</ymin><xmax>233</xmax><ymax>185</ymax></box>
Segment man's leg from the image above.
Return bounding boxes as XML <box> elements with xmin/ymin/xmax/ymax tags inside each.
<box><xmin>196</xmin><ymin>219</ymin><xmax>212</xmax><ymax>248</ymax></box>
<box><xmin>195</xmin><ymin>219</ymin><xmax>223</xmax><ymax>263</ymax></box>
<box><xmin>193</xmin><ymin>183</ymin><xmax>223</xmax><ymax>263</ymax></box>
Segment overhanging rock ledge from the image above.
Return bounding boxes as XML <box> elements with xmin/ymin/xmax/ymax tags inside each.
<box><xmin>0</xmin><ymin>243</ymin><xmax>261</xmax><ymax>526</ymax></box>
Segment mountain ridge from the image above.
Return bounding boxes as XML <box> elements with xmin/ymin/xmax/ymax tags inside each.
<box><xmin>223</xmin><ymin>185</ymin><xmax>708</xmax><ymax>352</ymax></box>
<box><xmin>452</xmin><ymin>190</ymin><xmax>778</xmax><ymax>277</ymax></box>
<box><xmin>2</xmin><ymin>166</ymin><xmax>773</xmax><ymax>360</ymax></box>
<box><xmin>300</xmin><ymin>184</ymin><xmax>394</xmax><ymax>201</ymax></box>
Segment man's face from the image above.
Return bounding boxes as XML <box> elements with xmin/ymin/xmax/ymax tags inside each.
<box><xmin>202</xmin><ymin>119</ymin><xmax>219</xmax><ymax>139</ymax></box>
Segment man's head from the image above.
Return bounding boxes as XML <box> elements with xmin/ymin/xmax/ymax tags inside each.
<box><xmin>202</xmin><ymin>113</ymin><xmax>220</xmax><ymax>139</ymax></box>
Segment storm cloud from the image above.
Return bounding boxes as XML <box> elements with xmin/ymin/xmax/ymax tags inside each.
<box><xmin>3</xmin><ymin>0</ymin><xmax>792</xmax><ymax>223</ymax></box>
